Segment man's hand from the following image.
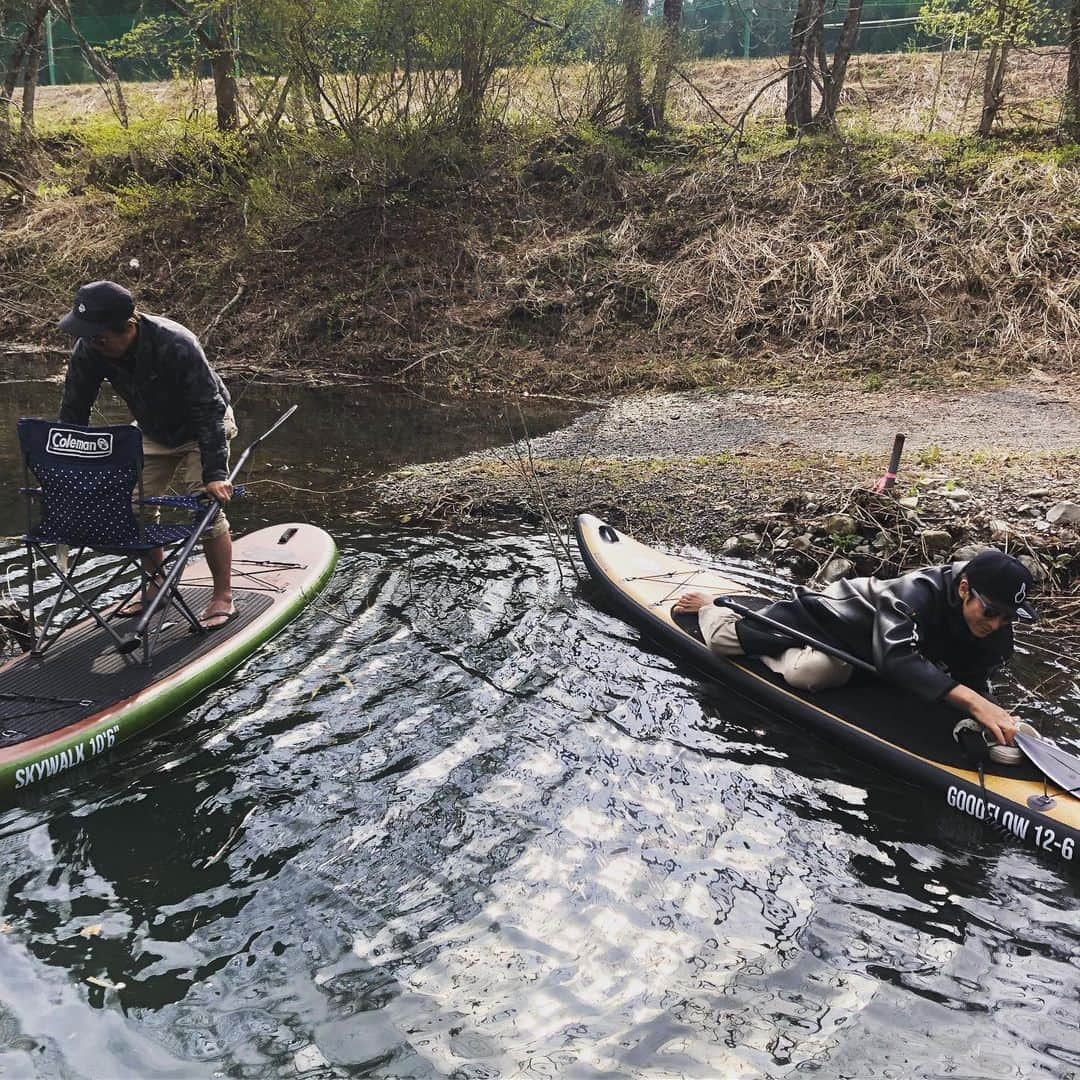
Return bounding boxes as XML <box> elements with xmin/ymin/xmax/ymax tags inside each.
<box><xmin>945</xmin><ymin>683</ymin><xmax>1018</xmax><ymax>745</ymax></box>
<box><xmin>205</xmin><ymin>480</ymin><xmax>233</xmax><ymax>504</ymax></box>
<box><xmin>968</xmin><ymin>699</ymin><xmax>1020</xmax><ymax>746</ymax></box>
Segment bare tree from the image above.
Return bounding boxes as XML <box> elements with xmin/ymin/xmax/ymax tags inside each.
<box><xmin>0</xmin><ymin>1</ymin><xmax>48</xmax><ymax>137</ymax></box>
<box><xmin>1066</xmin><ymin>0</ymin><xmax>1080</xmax><ymax>138</ymax></box>
<box><xmin>19</xmin><ymin>4</ymin><xmax>42</xmax><ymax>135</ymax></box>
<box><xmin>163</xmin><ymin>0</ymin><xmax>239</xmax><ymax>131</ymax></box>
<box><xmin>48</xmin><ymin>0</ymin><xmax>129</xmax><ymax>126</ymax></box>
<box><xmin>648</xmin><ymin>0</ymin><xmax>683</xmax><ymax>129</ymax></box>
<box><xmin>785</xmin><ymin>0</ymin><xmax>821</xmax><ymax>132</ymax></box>
<box><xmin>978</xmin><ymin>0</ymin><xmax>1010</xmax><ymax>135</ymax></box>
<box><xmin>621</xmin><ymin>0</ymin><xmax>647</xmax><ymax>128</ymax></box>
<box><xmin>815</xmin><ymin>0</ymin><xmax>864</xmax><ymax>125</ymax></box>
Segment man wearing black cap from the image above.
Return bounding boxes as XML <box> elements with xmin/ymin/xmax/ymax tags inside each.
<box><xmin>674</xmin><ymin>549</ymin><xmax>1036</xmax><ymax>747</ymax></box>
<box><xmin>56</xmin><ymin>281</ymin><xmax>237</xmax><ymax>629</ymax></box>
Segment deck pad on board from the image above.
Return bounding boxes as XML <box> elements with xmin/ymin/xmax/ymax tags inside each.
<box><xmin>0</xmin><ymin>587</ymin><xmax>273</xmax><ymax>747</ymax></box>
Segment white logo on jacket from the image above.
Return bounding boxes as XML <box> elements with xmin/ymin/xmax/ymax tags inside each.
<box><xmin>1015</xmin><ymin>581</ymin><xmax>1027</xmax><ymax>604</ymax></box>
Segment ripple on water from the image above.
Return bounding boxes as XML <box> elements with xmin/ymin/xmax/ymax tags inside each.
<box><xmin>0</xmin><ymin>529</ymin><xmax>1077</xmax><ymax>1078</ymax></box>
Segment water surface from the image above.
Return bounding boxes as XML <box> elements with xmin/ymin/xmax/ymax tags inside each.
<box><xmin>0</xmin><ymin>380</ymin><xmax>1078</xmax><ymax>1079</ymax></box>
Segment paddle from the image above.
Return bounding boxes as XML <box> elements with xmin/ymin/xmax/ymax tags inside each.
<box><xmin>712</xmin><ymin>595</ymin><xmax>878</xmax><ymax>675</ymax></box>
<box><xmin>118</xmin><ymin>405</ymin><xmax>299</xmax><ymax>655</ymax></box>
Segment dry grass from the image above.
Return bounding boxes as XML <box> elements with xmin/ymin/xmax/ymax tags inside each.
<box><xmin>4</xmin><ymin>50</ymin><xmax>1080</xmax><ymax>393</ymax></box>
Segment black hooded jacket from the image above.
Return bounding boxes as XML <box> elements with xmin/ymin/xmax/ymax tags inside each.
<box><xmin>734</xmin><ymin>561</ymin><xmax>1013</xmax><ymax>702</ymax></box>
<box><xmin>59</xmin><ymin>313</ymin><xmax>231</xmax><ymax>484</ymax></box>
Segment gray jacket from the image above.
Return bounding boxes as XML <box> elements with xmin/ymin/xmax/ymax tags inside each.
<box><xmin>59</xmin><ymin>313</ymin><xmax>232</xmax><ymax>483</ymax></box>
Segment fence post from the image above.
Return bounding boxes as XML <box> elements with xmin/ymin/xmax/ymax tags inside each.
<box><xmin>743</xmin><ymin>13</ymin><xmax>752</xmax><ymax>59</ymax></box>
<box><xmin>45</xmin><ymin>10</ymin><xmax>56</xmax><ymax>86</ymax></box>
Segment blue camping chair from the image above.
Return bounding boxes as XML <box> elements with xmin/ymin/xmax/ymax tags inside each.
<box><xmin>17</xmin><ymin>419</ymin><xmax>212</xmax><ymax>663</ymax></box>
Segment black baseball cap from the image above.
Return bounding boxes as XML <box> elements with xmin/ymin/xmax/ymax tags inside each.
<box><xmin>58</xmin><ymin>281</ymin><xmax>135</xmax><ymax>338</ymax></box>
<box><xmin>964</xmin><ymin>549</ymin><xmax>1037</xmax><ymax>621</ymax></box>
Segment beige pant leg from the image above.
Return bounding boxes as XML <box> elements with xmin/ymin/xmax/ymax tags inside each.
<box><xmin>762</xmin><ymin>646</ymin><xmax>853</xmax><ymax>691</ymax></box>
<box><xmin>697</xmin><ymin>603</ymin><xmax>745</xmax><ymax>656</ymax></box>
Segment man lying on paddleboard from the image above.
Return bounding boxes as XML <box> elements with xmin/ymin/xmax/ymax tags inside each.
<box><xmin>673</xmin><ymin>550</ymin><xmax>1036</xmax><ymax>747</ymax></box>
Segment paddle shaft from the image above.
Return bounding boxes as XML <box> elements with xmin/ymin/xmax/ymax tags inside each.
<box><xmin>713</xmin><ymin>596</ymin><xmax>878</xmax><ymax>676</ymax></box>
<box><xmin>125</xmin><ymin>406</ymin><xmax>299</xmax><ymax>646</ymax></box>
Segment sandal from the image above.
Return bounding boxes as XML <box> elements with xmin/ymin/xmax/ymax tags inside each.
<box><xmin>200</xmin><ymin>604</ymin><xmax>237</xmax><ymax>631</ymax></box>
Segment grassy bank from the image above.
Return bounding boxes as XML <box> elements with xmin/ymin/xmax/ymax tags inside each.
<box><xmin>2</xmin><ymin>52</ymin><xmax>1079</xmax><ymax>394</ymax></box>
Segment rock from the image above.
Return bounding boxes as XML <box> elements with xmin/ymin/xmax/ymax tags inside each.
<box><xmin>1018</xmin><ymin>555</ymin><xmax>1047</xmax><ymax>584</ymax></box>
<box><xmin>523</xmin><ymin>157</ymin><xmax>571</xmax><ymax>183</ymax></box>
<box><xmin>821</xmin><ymin>513</ymin><xmax>858</xmax><ymax>537</ymax></box>
<box><xmin>919</xmin><ymin>529</ymin><xmax>953</xmax><ymax>556</ymax></box>
<box><xmin>933</xmin><ymin>486</ymin><xmax>972</xmax><ymax>501</ymax></box>
<box><xmin>777</xmin><ymin>494</ymin><xmax>807</xmax><ymax>513</ymax></box>
<box><xmin>819</xmin><ymin>556</ymin><xmax>855</xmax><ymax>584</ymax></box>
<box><xmin>952</xmin><ymin>542</ymin><xmax>994</xmax><ymax>561</ymax></box>
<box><xmin>790</xmin><ymin>534</ymin><xmax>814</xmax><ymax>553</ymax></box>
<box><xmin>721</xmin><ymin>533</ymin><xmax>761</xmax><ymax>555</ymax></box>
<box><xmin>1024</xmin><ymin>488</ymin><xmax>1051</xmax><ymax>498</ymax></box>
<box><xmin>898</xmin><ymin>496</ymin><xmax>919</xmax><ymax>509</ymax></box>
<box><xmin>1047</xmin><ymin>501</ymin><xmax>1080</xmax><ymax>526</ymax></box>
<box><xmin>989</xmin><ymin>519</ymin><xmax>1012</xmax><ymax>540</ymax></box>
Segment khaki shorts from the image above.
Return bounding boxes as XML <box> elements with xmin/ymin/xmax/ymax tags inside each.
<box><xmin>139</xmin><ymin>408</ymin><xmax>238</xmax><ymax>540</ymax></box>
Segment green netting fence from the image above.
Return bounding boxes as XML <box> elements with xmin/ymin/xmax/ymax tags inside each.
<box><xmin>2</xmin><ymin>12</ymin><xmax>195</xmax><ymax>86</ymax></box>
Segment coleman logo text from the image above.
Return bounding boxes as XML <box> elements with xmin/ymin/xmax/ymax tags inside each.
<box><xmin>47</xmin><ymin>429</ymin><xmax>113</xmax><ymax>458</ymax></box>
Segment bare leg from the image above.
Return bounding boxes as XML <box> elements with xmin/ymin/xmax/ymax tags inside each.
<box><xmin>201</xmin><ymin>531</ymin><xmax>234</xmax><ymax>626</ymax></box>
<box><xmin>120</xmin><ymin>548</ymin><xmax>164</xmax><ymax>615</ymax></box>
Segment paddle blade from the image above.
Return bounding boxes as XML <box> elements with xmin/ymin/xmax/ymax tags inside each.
<box><xmin>1016</xmin><ymin>732</ymin><xmax>1080</xmax><ymax>797</ymax></box>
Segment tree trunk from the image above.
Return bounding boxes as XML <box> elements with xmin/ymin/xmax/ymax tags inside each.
<box><xmin>19</xmin><ymin>11</ymin><xmax>44</xmax><ymax>137</ymax></box>
<box><xmin>815</xmin><ymin>0</ymin><xmax>863</xmax><ymax>125</ymax></box>
<box><xmin>648</xmin><ymin>0</ymin><xmax>683</xmax><ymax>129</ymax></box>
<box><xmin>1066</xmin><ymin>0</ymin><xmax>1080</xmax><ymax>139</ymax></box>
<box><xmin>785</xmin><ymin>0</ymin><xmax>816</xmax><ymax>132</ymax></box>
<box><xmin>978</xmin><ymin>0</ymin><xmax>1009</xmax><ymax>136</ymax></box>
<box><xmin>456</xmin><ymin>29</ymin><xmax>487</xmax><ymax>130</ymax></box>
<box><xmin>978</xmin><ymin>41</ymin><xmax>1008</xmax><ymax>135</ymax></box>
<box><xmin>209</xmin><ymin>14</ymin><xmax>239</xmax><ymax>132</ymax></box>
<box><xmin>1</xmin><ymin>2</ymin><xmax>49</xmax><ymax>136</ymax></box>
<box><xmin>621</xmin><ymin>0</ymin><xmax>647</xmax><ymax>129</ymax></box>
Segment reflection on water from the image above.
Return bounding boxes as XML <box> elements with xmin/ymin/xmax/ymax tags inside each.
<box><xmin>0</xmin><ymin>382</ymin><xmax>1079</xmax><ymax>1077</ymax></box>
<box><xmin>0</xmin><ymin>377</ymin><xmax>584</xmax><ymax>535</ymax></box>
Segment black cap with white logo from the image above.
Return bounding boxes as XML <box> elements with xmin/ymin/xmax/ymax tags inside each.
<box><xmin>57</xmin><ymin>281</ymin><xmax>135</xmax><ymax>339</ymax></box>
<box><xmin>964</xmin><ymin>549</ymin><xmax>1037</xmax><ymax>621</ymax></box>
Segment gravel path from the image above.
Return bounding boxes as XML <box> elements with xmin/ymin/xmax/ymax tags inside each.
<box><xmin>509</xmin><ymin>382</ymin><xmax>1080</xmax><ymax>462</ymax></box>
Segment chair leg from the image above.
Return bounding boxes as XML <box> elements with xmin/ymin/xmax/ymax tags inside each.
<box><xmin>29</xmin><ymin>545</ymin><xmax>137</xmax><ymax>661</ymax></box>
<box><xmin>25</xmin><ymin>542</ymin><xmax>37</xmax><ymax>653</ymax></box>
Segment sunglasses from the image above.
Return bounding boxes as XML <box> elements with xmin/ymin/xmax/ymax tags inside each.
<box><xmin>969</xmin><ymin>586</ymin><xmax>1016</xmax><ymax>623</ymax></box>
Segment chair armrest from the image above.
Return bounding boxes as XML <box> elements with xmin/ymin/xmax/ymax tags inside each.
<box><xmin>139</xmin><ymin>486</ymin><xmax>247</xmax><ymax>512</ymax></box>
